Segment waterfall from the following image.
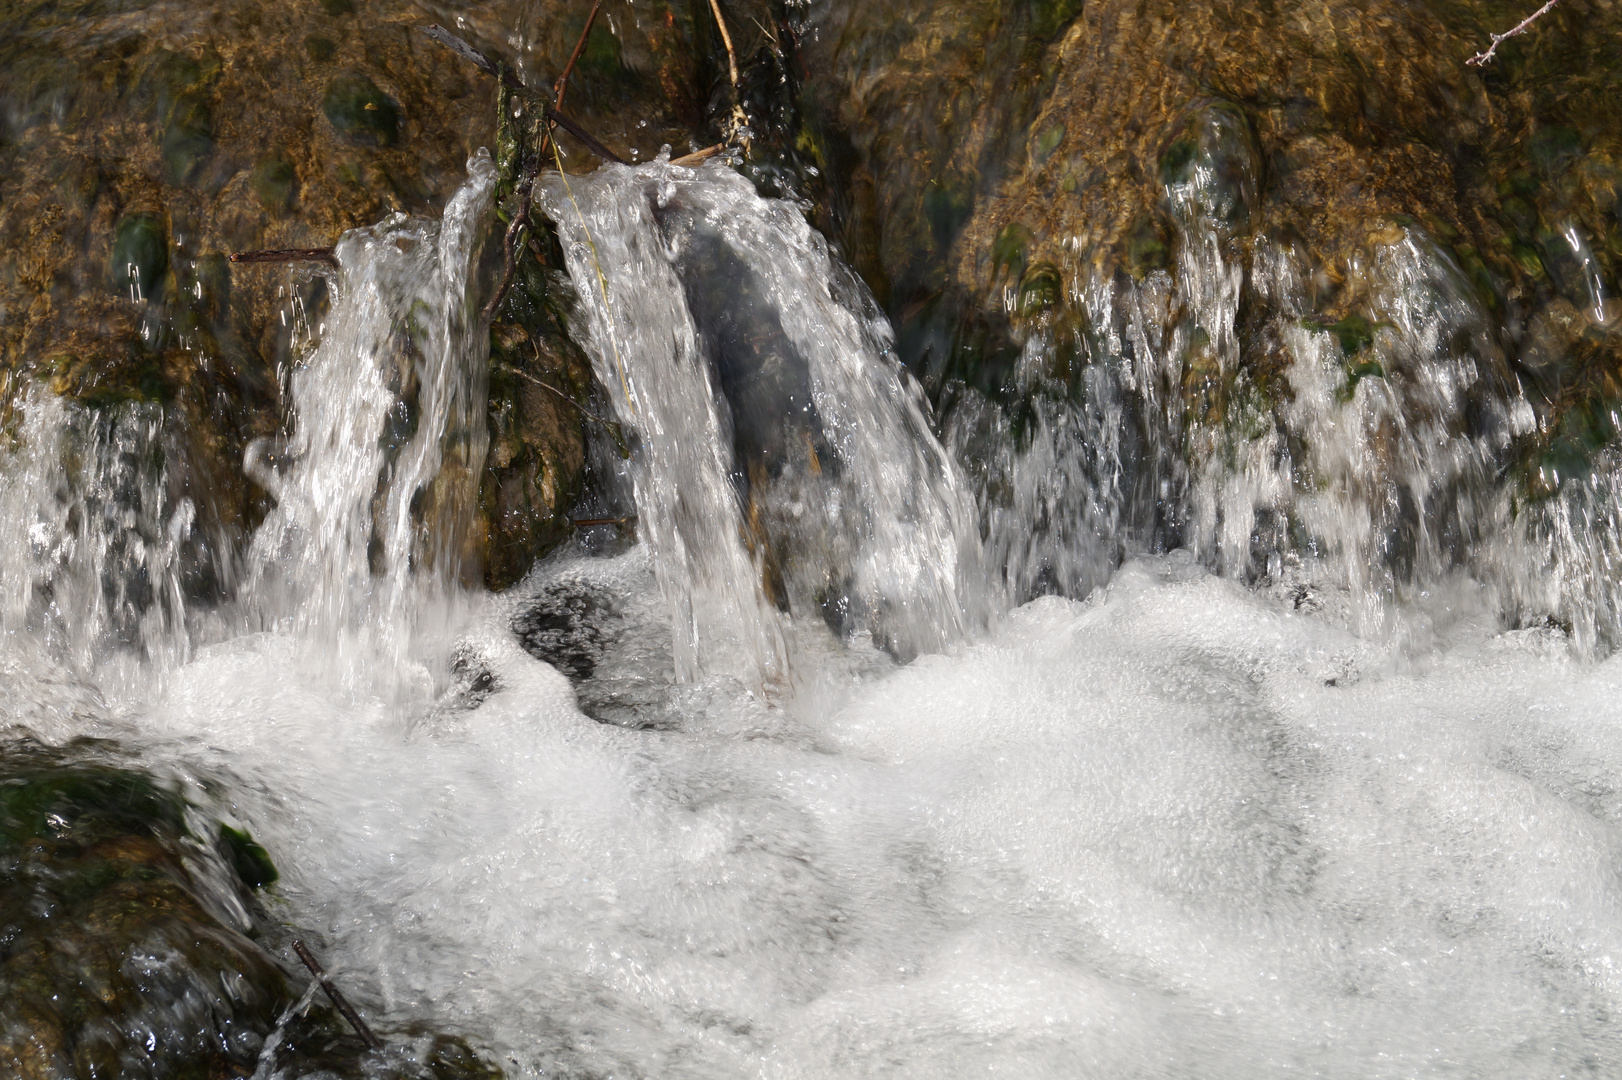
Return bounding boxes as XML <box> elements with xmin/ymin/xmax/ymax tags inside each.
<box><xmin>241</xmin><ymin>151</ymin><xmax>497</xmax><ymax>676</ymax></box>
<box><xmin>5</xmin><ymin>130</ymin><xmax>1622</xmax><ymax>1080</ymax></box>
<box><xmin>945</xmin><ymin>103</ymin><xmax>1571</xmax><ymax>642</ymax></box>
<box><xmin>537</xmin><ymin>159</ymin><xmax>980</xmax><ymax>687</ymax></box>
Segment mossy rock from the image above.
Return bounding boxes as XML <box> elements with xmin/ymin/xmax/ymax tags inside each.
<box><xmin>107</xmin><ymin>212</ymin><xmax>168</xmax><ymax>298</ymax></box>
<box><xmin>0</xmin><ymin>739</ymin><xmax>290</xmax><ymax>1079</ymax></box>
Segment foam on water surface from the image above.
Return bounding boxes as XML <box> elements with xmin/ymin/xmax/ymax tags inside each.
<box><xmin>19</xmin><ymin>545</ymin><xmax>1610</xmax><ymax>1079</ymax></box>
<box><xmin>7</xmin><ymin>153</ymin><xmax>1622</xmax><ymax>1079</ymax></box>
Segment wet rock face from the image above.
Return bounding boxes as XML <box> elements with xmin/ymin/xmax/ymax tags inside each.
<box><xmin>800</xmin><ymin>0</ymin><xmax>1618</xmax><ymax>380</ymax></box>
<box><xmin>0</xmin><ymin>739</ymin><xmax>288</xmax><ymax>1078</ymax></box>
<box><xmin>793</xmin><ymin>0</ymin><xmax>1622</xmax><ymax>589</ymax></box>
<box><xmin>0</xmin><ymin>0</ymin><xmax>503</xmax><ymax>549</ymax></box>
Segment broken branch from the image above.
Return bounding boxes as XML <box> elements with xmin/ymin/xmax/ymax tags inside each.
<box><xmin>290</xmin><ymin>939</ymin><xmax>382</xmax><ymax>1051</ymax></box>
<box><xmin>229</xmin><ymin>248</ymin><xmax>338</xmax><ymax>267</ymax></box>
<box><xmin>1467</xmin><ymin>0</ymin><xmax>1561</xmax><ymax>66</ymax></box>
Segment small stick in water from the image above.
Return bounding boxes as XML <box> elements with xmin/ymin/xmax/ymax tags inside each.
<box><xmin>545</xmin><ymin>107</ymin><xmax>627</xmax><ymax>165</ymax></box>
<box><xmin>421</xmin><ymin>25</ymin><xmax>523</xmax><ymax>89</ymax></box>
<box><xmin>670</xmin><ymin>144</ymin><xmax>726</xmax><ymax>167</ymax></box>
<box><xmin>417</xmin><ymin>24</ymin><xmax>627</xmax><ymax>165</ymax></box>
<box><xmin>229</xmin><ymin>248</ymin><xmax>339</xmax><ymax>268</ymax></box>
<box><xmin>705</xmin><ymin>0</ymin><xmax>750</xmax><ymax>145</ymax></box>
<box><xmin>290</xmin><ymin>939</ymin><xmax>382</xmax><ymax>1051</ymax></box>
<box><xmin>571</xmin><ymin>516</ymin><xmax>637</xmax><ymax>527</ymax></box>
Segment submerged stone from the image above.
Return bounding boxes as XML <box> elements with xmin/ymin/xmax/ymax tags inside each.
<box><xmin>251</xmin><ymin>155</ymin><xmax>299</xmax><ymax>215</ymax></box>
<box><xmin>107</xmin><ymin>212</ymin><xmax>168</xmax><ymax>297</ymax></box>
<box><xmin>0</xmin><ymin>740</ymin><xmax>288</xmax><ymax>1079</ymax></box>
<box><xmin>322</xmin><ymin>73</ymin><xmax>401</xmax><ymax>148</ymax></box>
<box><xmin>0</xmin><ymin>739</ymin><xmax>507</xmax><ymax>1079</ymax></box>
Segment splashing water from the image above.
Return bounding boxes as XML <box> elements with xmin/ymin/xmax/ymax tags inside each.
<box><xmin>0</xmin><ymin>386</ymin><xmax>196</xmax><ymax>686</ymax></box>
<box><xmin>950</xmin><ymin>109</ymin><xmax>1556</xmax><ymax>639</ymax></box>
<box><xmin>6</xmin><ymin>145</ymin><xmax>1622</xmax><ymax>1080</ymax></box>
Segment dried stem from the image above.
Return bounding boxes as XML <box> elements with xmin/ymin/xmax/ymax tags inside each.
<box><xmin>421</xmin><ymin>25</ymin><xmax>522</xmax><ymax>89</ymax></box>
<box><xmin>670</xmin><ymin>143</ymin><xmax>726</xmax><ymax>166</ymax></box>
<box><xmin>546</xmin><ymin>106</ymin><xmax>626</xmax><ymax>164</ymax></box>
<box><xmin>510</xmin><ymin>362</ymin><xmax>614</xmax><ymax>429</ymax></box>
<box><xmin>553</xmin><ymin>0</ymin><xmax>605</xmax><ymax>116</ymax></box>
<box><xmin>418</xmin><ymin>24</ymin><xmax>625</xmax><ymax>163</ymax></box>
<box><xmin>229</xmin><ymin>248</ymin><xmax>338</xmax><ymax>267</ymax></box>
<box><xmin>1468</xmin><ymin>0</ymin><xmax>1561</xmax><ymax>66</ymax></box>
<box><xmin>290</xmin><ymin>940</ymin><xmax>382</xmax><ymax>1051</ymax></box>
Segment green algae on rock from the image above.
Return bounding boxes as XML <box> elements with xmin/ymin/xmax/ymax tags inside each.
<box><xmin>323</xmin><ymin>72</ymin><xmax>402</xmax><ymax>148</ymax></box>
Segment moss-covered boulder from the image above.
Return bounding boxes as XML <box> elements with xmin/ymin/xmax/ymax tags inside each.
<box><xmin>0</xmin><ymin>737</ymin><xmax>504</xmax><ymax>1079</ymax></box>
<box><xmin>0</xmin><ymin>739</ymin><xmax>286</xmax><ymax>1077</ymax></box>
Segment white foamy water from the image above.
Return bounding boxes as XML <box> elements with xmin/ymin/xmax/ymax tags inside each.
<box><xmin>10</xmin><ymin>548</ymin><xmax>1620</xmax><ymax>1078</ymax></box>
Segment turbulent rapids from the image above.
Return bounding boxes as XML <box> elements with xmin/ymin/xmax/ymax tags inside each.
<box><xmin>8</xmin><ymin>137</ymin><xmax>1622</xmax><ymax>1078</ymax></box>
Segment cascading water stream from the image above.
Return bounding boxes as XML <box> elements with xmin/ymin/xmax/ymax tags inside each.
<box><xmin>536</xmin><ymin>160</ymin><xmax>981</xmax><ymax>685</ymax></box>
<box><xmin>241</xmin><ymin>150</ymin><xmax>497</xmax><ymax>683</ymax></box>
<box><xmin>0</xmin><ymin>386</ymin><xmax>197</xmax><ymax>690</ymax></box>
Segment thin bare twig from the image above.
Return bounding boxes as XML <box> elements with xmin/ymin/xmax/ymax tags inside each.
<box><xmin>670</xmin><ymin>143</ymin><xmax>726</xmax><ymax>166</ymax></box>
<box><xmin>421</xmin><ymin>25</ymin><xmax>523</xmax><ymax>89</ymax></box>
<box><xmin>510</xmin><ymin>359</ymin><xmax>616</xmax><ymax>430</ymax></box>
<box><xmin>547</xmin><ymin>107</ymin><xmax>627</xmax><ymax>165</ymax></box>
<box><xmin>553</xmin><ymin>0</ymin><xmax>605</xmax><ymax>117</ymax></box>
<box><xmin>290</xmin><ymin>940</ymin><xmax>382</xmax><ymax>1051</ymax></box>
<box><xmin>705</xmin><ymin>0</ymin><xmax>750</xmax><ymax>145</ymax></box>
<box><xmin>1468</xmin><ymin>0</ymin><xmax>1561</xmax><ymax>65</ymax></box>
<box><xmin>229</xmin><ymin>248</ymin><xmax>338</xmax><ymax>267</ymax></box>
<box><xmin>418</xmin><ymin>24</ymin><xmax>626</xmax><ymax>164</ymax></box>
<box><xmin>570</xmin><ymin>515</ymin><xmax>636</xmax><ymax>527</ymax></box>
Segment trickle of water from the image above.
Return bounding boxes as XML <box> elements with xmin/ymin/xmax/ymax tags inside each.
<box><xmin>242</xmin><ymin>151</ymin><xmax>498</xmax><ymax>677</ymax></box>
<box><xmin>953</xmin><ymin>135</ymin><xmax>1563</xmax><ymax>638</ymax></box>
<box><xmin>0</xmin><ymin>385</ymin><xmax>195</xmax><ymax>681</ymax></box>
<box><xmin>537</xmin><ymin>160</ymin><xmax>980</xmax><ymax>685</ymax></box>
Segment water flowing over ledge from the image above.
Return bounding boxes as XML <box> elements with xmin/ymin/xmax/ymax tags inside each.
<box><xmin>537</xmin><ymin>159</ymin><xmax>982</xmax><ymax>688</ymax></box>
<box><xmin>5</xmin><ymin>141</ymin><xmax>1622</xmax><ymax>1079</ymax></box>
